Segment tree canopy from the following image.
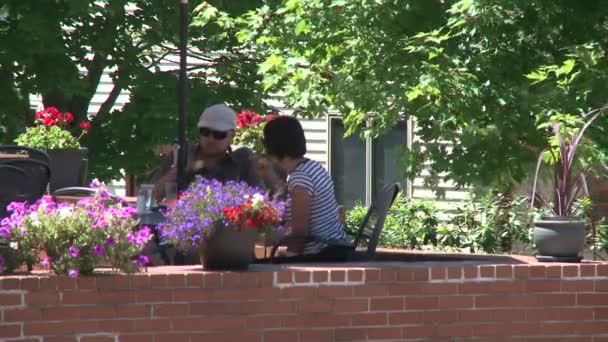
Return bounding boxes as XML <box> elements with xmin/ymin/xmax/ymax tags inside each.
<box><xmin>0</xmin><ymin>0</ymin><xmax>267</xmax><ymax>181</ymax></box>
<box><xmin>241</xmin><ymin>0</ymin><xmax>608</xmax><ymax>192</ymax></box>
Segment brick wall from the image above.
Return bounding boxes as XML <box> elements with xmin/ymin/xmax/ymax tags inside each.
<box><xmin>1</xmin><ymin>263</ymin><xmax>608</xmax><ymax>341</ymax></box>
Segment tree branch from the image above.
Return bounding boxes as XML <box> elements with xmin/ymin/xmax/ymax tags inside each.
<box><xmin>96</xmin><ymin>84</ymin><xmax>123</xmax><ymax>118</ymax></box>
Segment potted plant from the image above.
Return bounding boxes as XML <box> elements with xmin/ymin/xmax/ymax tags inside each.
<box><xmin>531</xmin><ymin>108</ymin><xmax>607</xmax><ymax>261</ymax></box>
<box><xmin>233</xmin><ymin>109</ymin><xmax>278</xmax><ymax>154</ymax></box>
<box><xmin>159</xmin><ymin>177</ymin><xmax>285</xmax><ymax>270</ymax></box>
<box><xmin>0</xmin><ymin>180</ymin><xmax>151</xmax><ymax>276</ymax></box>
<box><xmin>14</xmin><ymin>106</ymin><xmax>92</xmax><ymax>192</ymax></box>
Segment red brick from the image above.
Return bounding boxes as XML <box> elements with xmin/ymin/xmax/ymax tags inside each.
<box><xmin>284</xmin><ymin>314</ymin><xmax>350</xmax><ymax>328</ymax></box>
<box><xmin>513</xmin><ymin>265</ymin><xmax>531</xmax><ymax>279</ymax></box>
<box><xmin>280</xmin><ymin>287</ymin><xmax>316</xmax><ymax>299</ymax></box>
<box><xmin>299</xmin><ymin>329</ymin><xmax>333</xmax><ymax>342</ymax></box>
<box><xmin>495</xmin><ymin>265</ymin><xmax>513</xmax><ymax>279</ymax></box>
<box><xmin>598</xmin><ymin>264</ymin><xmax>608</xmax><ymax>277</ymax></box>
<box><xmin>44</xmin><ymin>338</ymin><xmax>77</xmax><ymax>342</ymax></box>
<box><xmin>561</xmin><ymin>280</ymin><xmax>594</xmax><ymax>292</ymax></box>
<box><xmin>258</xmin><ymin>272</ymin><xmax>274</xmax><ymax>287</ymax></box>
<box><xmin>370</xmin><ymin>297</ymin><xmax>404</xmax><ymax>311</ymax></box>
<box><xmin>578</xmin><ymin>293</ymin><xmax>608</xmax><ymax>306</ymax></box>
<box><xmin>431</xmin><ymin>268</ymin><xmax>446</xmax><ymax>280</ymax></box>
<box><xmin>39</xmin><ymin>276</ymin><xmax>59</xmax><ymax>291</ymax></box>
<box><xmin>58</xmin><ymin>276</ymin><xmax>78</xmax><ymax>291</ymax></box>
<box><xmin>294</xmin><ymin>271</ymin><xmax>311</xmax><ymax>283</ymax></box>
<box><xmin>149</xmin><ymin>274</ymin><xmax>168</xmax><ymax>288</ymax></box>
<box><xmin>348</xmin><ymin>269</ymin><xmax>363</xmax><ymax>282</ymax></box>
<box><xmin>94</xmin><ymin>319</ymin><xmax>134</xmax><ymax>333</ymax></box>
<box><xmin>364</xmin><ymin>269</ymin><xmax>380</xmax><ymax>282</ymax></box>
<box><xmin>405</xmin><ymin>296</ymin><xmax>439</xmax><ymax>310</ymax></box>
<box><xmin>185</xmin><ymin>274</ymin><xmax>204</xmax><ymax>288</ymax></box>
<box><xmin>397</xmin><ymin>269</ymin><xmax>420</xmax><ymax>281</ymax></box>
<box><xmin>539</xmin><ymin>293</ymin><xmax>576</xmax><ymax>306</ymax></box>
<box><xmin>221</xmin><ymin>272</ymin><xmax>241</xmax><ymax>288</ymax></box>
<box><xmin>330</xmin><ymin>270</ymin><xmax>346</xmax><ymax>282</ymax></box>
<box><xmin>350</xmin><ymin>312</ymin><xmax>387</xmax><ymax>326</ymax></box>
<box><xmin>313</xmin><ymin>270</ymin><xmax>329</xmax><ymax>282</ymax></box>
<box><xmin>147</xmin><ymin>333</ymin><xmax>189</xmax><ymax>342</ymax></box>
<box><xmin>115</xmin><ymin>335</ymin><xmax>154</xmax><ymax>342</ymax></box>
<box><xmin>580</xmin><ymin>264</ymin><xmax>596</xmax><ymax>277</ymax></box>
<box><xmin>298</xmin><ymin>300</ymin><xmax>333</xmax><ymax>313</ymax></box>
<box><xmin>61</xmin><ymin>291</ymin><xmax>101</xmax><ymax>305</ymax></box>
<box><xmin>0</xmin><ymin>278</ymin><xmax>21</xmax><ymax>290</ymax></box>
<box><xmin>42</xmin><ymin>307</ymin><xmax>81</xmax><ymax>320</ymax></box>
<box><xmin>479</xmin><ymin>265</ymin><xmax>495</xmax><ymax>278</ymax></box>
<box><xmin>23</xmin><ymin>292</ymin><xmax>57</xmax><ymax>307</ymax></box>
<box><xmin>0</xmin><ymin>323</ymin><xmax>21</xmax><ymax>338</ymax></box>
<box><xmin>412</xmin><ymin>268</ymin><xmax>429</xmax><ymax>281</ymax></box>
<box><xmin>463</xmin><ymin>267</ymin><xmax>478</xmax><ymax>279</ymax></box>
<box><xmin>472</xmin><ymin>323</ymin><xmax>508</xmax><ymax>336</ymax></box>
<box><xmin>597</xmin><ymin>280</ymin><xmax>608</xmax><ymax>292</ymax></box>
<box><xmin>436</xmin><ymin>324</ymin><xmax>472</xmax><ymax>337</ymax></box>
<box><xmin>245</xmin><ymin>315</ymin><xmax>284</xmax><ymax>329</ymax></box>
<box><xmin>447</xmin><ymin>267</ymin><xmax>463</xmax><ymax>279</ymax></box>
<box><xmin>333</xmin><ymin>299</ymin><xmax>369</xmax><ymax>312</ymax></box>
<box><xmin>173</xmin><ymin>316</ymin><xmax>245</xmax><ymax>331</ymax></box>
<box><xmin>24</xmin><ymin>321</ymin><xmax>98</xmax><ymax>335</ymax></box>
<box><xmin>80</xmin><ymin>337</ymin><xmax>115</xmax><ymax>342</ymax></box>
<box><xmin>335</xmin><ymin>328</ymin><xmax>366</xmax><ymax>341</ymax></box>
<box><xmin>595</xmin><ymin>308</ymin><xmax>608</xmax><ymax>320</ymax></box>
<box><xmin>173</xmin><ymin>288</ymin><xmax>211</xmax><ymax>302</ymax></box>
<box><xmin>379</xmin><ymin>269</ymin><xmax>397</xmax><ymax>282</ymax></box>
<box><xmin>528</xmin><ymin>265</ymin><xmax>547</xmax><ymax>278</ymax></box>
<box><xmin>204</xmin><ymin>272</ymin><xmax>222</xmax><ymax>288</ymax></box>
<box><xmin>263</xmin><ymin>330</ymin><xmax>298</xmax><ymax>342</ymax></box>
<box><xmin>97</xmin><ymin>276</ymin><xmax>131</xmax><ymax>290</ymax></box>
<box><xmin>132</xmin><ymin>318</ymin><xmax>173</xmax><ymax>332</ymax></box>
<box><xmin>77</xmin><ymin>277</ymin><xmax>97</xmax><ymax>290</ymax></box>
<box><xmin>190</xmin><ymin>332</ymin><xmax>261</xmax><ymax>342</ymax></box>
<box><xmin>525</xmin><ymin>280</ymin><xmax>561</xmax><ymax>292</ymax></box>
<box><xmin>4</xmin><ymin>308</ymin><xmax>43</xmax><ymax>321</ymax></box>
<box><xmin>562</xmin><ymin>265</ymin><xmax>579</xmax><ymax>277</ymax></box>
<box><xmin>99</xmin><ymin>291</ymin><xmax>135</xmax><ymax>304</ymax></box>
<box><xmin>166</xmin><ymin>274</ymin><xmax>186</xmax><ymax>288</ymax></box>
<box><xmin>131</xmin><ymin>274</ymin><xmax>150</xmax><ymax>289</ymax></box>
<box><xmin>402</xmin><ymin>326</ymin><xmax>436</xmax><ymax>339</ymax></box>
<box><xmin>135</xmin><ymin>290</ymin><xmax>173</xmax><ymax>303</ymax></box>
<box><xmin>152</xmin><ymin>303</ymin><xmax>188</xmax><ymax>317</ymax></box>
<box><xmin>439</xmin><ymin>295</ymin><xmax>474</xmax><ymax>309</ymax></box>
<box><xmin>354</xmin><ymin>285</ymin><xmax>389</xmax><ymax>297</ymax></box>
<box><xmin>276</xmin><ymin>271</ymin><xmax>292</xmax><ymax>284</ymax></box>
<box><xmin>368</xmin><ymin>327</ymin><xmax>402</xmax><ymax>340</ymax></box>
<box><xmin>475</xmin><ymin>294</ymin><xmax>538</xmax><ymax>308</ymax></box>
<box><xmin>390</xmin><ymin>311</ymin><xmax>458</xmax><ymax>324</ymax></box>
<box><xmin>546</xmin><ymin>265</ymin><xmax>562</xmax><ymax>278</ymax></box>
<box><xmin>0</xmin><ymin>293</ymin><xmax>22</xmax><ymax>306</ymax></box>
<box><xmin>21</xmin><ymin>278</ymin><xmax>40</xmax><ymax>291</ymax></box>
<box><xmin>317</xmin><ymin>286</ymin><xmax>354</xmax><ymax>298</ymax></box>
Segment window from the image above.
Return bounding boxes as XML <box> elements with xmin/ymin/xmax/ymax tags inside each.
<box><xmin>329</xmin><ymin>118</ymin><xmax>407</xmax><ymax>208</ymax></box>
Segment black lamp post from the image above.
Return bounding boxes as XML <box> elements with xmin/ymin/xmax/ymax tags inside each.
<box><xmin>177</xmin><ymin>0</ymin><xmax>189</xmax><ymax>192</ymax></box>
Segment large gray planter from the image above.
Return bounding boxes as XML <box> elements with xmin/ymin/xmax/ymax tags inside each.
<box><xmin>47</xmin><ymin>148</ymin><xmax>88</xmax><ymax>192</ymax></box>
<box><xmin>533</xmin><ymin>216</ymin><xmax>585</xmax><ymax>262</ymax></box>
<box><xmin>198</xmin><ymin>224</ymin><xmax>258</xmax><ymax>270</ymax></box>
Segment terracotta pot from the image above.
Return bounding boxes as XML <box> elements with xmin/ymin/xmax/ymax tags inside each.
<box><xmin>198</xmin><ymin>224</ymin><xmax>258</xmax><ymax>270</ymax></box>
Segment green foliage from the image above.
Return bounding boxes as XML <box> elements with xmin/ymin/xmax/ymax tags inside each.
<box><xmin>14</xmin><ymin>125</ymin><xmax>79</xmax><ymax>149</ymax></box>
<box><xmin>1</xmin><ymin>0</ymin><xmax>267</xmax><ymax>182</ymax></box>
<box><xmin>345</xmin><ymin>193</ymin><xmax>533</xmax><ymax>254</ymax></box>
<box><xmin>241</xmin><ymin>0</ymin><xmax>608</xmax><ymax>192</ymax></box>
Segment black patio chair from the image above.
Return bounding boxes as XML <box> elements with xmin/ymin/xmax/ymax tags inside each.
<box><xmin>0</xmin><ymin>145</ymin><xmax>50</xmax><ymax>164</ymax></box>
<box><xmin>264</xmin><ymin>182</ymin><xmax>401</xmax><ymax>263</ymax></box>
<box><xmin>0</xmin><ymin>158</ymin><xmax>50</xmax><ymax>202</ymax></box>
<box><xmin>0</xmin><ymin>165</ymin><xmax>29</xmax><ymax>219</ymax></box>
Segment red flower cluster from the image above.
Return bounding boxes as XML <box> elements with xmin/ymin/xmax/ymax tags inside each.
<box><xmin>236</xmin><ymin>109</ymin><xmax>278</xmax><ymax>129</ymax></box>
<box><xmin>35</xmin><ymin>107</ymin><xmax>91</xmax><ymax>133</ymax></box>
<box><xmin>221</xmin><ymin>200</ymin><xmax>280</xmax><ymax>231</ymax></box>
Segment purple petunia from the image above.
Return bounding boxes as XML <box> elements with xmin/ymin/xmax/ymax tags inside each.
<box><xmin>92</xmin><ymin>244</ymin><xmax>104</xmax><ymax>256</ymax></box>
<box><xmin>68</xmin><ymin>269</ymin><xmax>78</xmax><ymax>278</ymax></box>
<box><xmin>68</xmin><ymin>245</ymin><xmax>79</xmax><ymax>258</ymax></box>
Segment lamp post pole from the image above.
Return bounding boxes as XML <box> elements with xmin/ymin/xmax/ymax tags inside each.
<box><xmin>177</xmin><ymin>0</ymin><xmax>189</xmax><ymax>192</ymax></box>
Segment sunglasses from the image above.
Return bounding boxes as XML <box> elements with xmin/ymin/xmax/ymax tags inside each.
<box><xmin>199</xmin><ymin>128</ymin><xmax>229</xmax><ymax>140</ymax></box>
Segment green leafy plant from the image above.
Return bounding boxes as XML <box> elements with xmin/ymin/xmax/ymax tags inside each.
<box><xmin>14</xmin><ymin>107</ymin><xmax>90</xmax><ymax>150</ymax></box>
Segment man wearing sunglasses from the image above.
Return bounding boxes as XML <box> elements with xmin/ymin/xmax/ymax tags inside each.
<box><xmin>153</xmin><ymin>104</ymin><xmax>261</xmax><ymax>201</ymax></box>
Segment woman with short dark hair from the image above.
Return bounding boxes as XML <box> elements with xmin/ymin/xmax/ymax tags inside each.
<box><xmin>263</xmin><ymin>116</ymin><xmax>347</xmax><ymax>256</ymax></box>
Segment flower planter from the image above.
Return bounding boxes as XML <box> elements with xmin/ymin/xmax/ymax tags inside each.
<box><xmin>533</xmin><ymin>216</ymin><xmax>585</xmax><ymax>262</ymax></box>
<box><xmin>47</xmin><ymin>148</ymin><xmax>88</xmax><ymax>192</ymax></box>
<box><xmin>198</xmin><ymin>224</ymin><xmax>258</xmax><ymax>270</ymax></box>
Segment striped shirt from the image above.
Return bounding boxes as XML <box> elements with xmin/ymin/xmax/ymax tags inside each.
<box><xmin>285</xmin><ymin>159</ymin><xmax>346</xmax><ymax>254</ymax></box>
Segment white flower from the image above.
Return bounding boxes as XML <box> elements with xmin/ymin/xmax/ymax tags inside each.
<box><xmin>58</xmin><ymin>207</ymin><xmax>73</xmax><ymax>219</ymax></box>
<box><xmin>251</xmin><ymin>193</ymin><xmax>265</xmax><ymax>205</ymax></box>
<box><xmin>10</xmin><ymin>242</ymin><xmax>18</xmax><ymax>250</ymax></box>
<box><xmin>29</xmin><ymin>212</ymin><xmax>42</xmax><ymax>227</ymax></box>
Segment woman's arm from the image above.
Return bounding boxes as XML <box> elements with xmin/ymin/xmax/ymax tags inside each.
<box><xmin>288</xmin><ymin>185</ymin><xmax>311</xmax><ymax>253</ymax></box>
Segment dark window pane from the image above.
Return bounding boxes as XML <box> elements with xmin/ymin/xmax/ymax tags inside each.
<box><xmin>372</xmin><ymin>122</ymin><xmax>406</xmax><ymax>199</ymax></box>
<box><xmin>330</xmin><ymin>119</ymin><xmax>366</xmax><ymax>209</ymax></box>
